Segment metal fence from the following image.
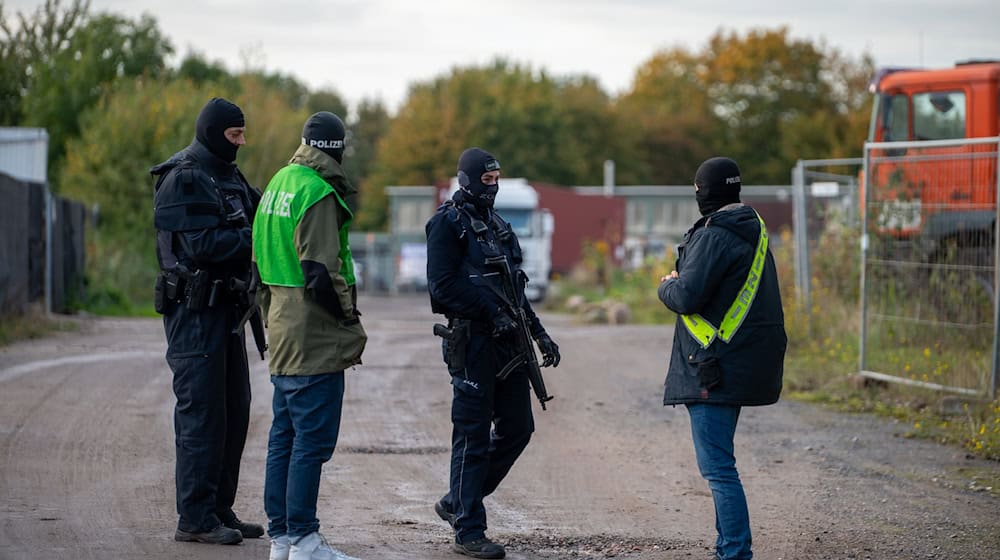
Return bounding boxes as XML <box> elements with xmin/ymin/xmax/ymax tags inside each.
<box><xmin>348</xmin><ymin>231</ymin><xmax>397</xmax><ymax>294</ymax></box>
<box><xmin>791</xmin><ymin>158</ymin><xmax>865</xmax><ymax>309</ymax></box>
<box><xmin>860</xmin><ymin>137</ymin><xmax>1000</xmax><ymax>398</ymax></box>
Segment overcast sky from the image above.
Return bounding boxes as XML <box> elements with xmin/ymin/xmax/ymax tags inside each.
<box><xmin>8</xmin><ymin>0</ymin><xmax>1000</xmax><ymax>114</ymax></box>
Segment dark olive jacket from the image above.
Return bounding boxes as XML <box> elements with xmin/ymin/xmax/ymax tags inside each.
<box><xmin>253</xmin><ymin>145</ymin><xmax>366</xmax><ymax>375</ymax></box>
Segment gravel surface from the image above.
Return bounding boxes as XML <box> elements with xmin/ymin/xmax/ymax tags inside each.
<box><xmin>0</xmin><ymin>295</ymin><xmax>997</xmax><ymax>559</ymax></box>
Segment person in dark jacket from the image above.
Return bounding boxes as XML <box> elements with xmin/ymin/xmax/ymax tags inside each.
<box><xmin>151</xmin><ymin>97</ymin><xmax>264</xmax><ymax>546</ymax></box>
<box><xmin>657</xmin><ymin>156</ymin><xmax>786</xmax><ymax>560</ymax></box>
<box><xmin>425</xmin><ymin>147</ymin><xmax>561</xmax><ymax>559</ymax></box>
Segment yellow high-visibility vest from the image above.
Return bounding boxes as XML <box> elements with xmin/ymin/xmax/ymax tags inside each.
<box><xmin>681</xmin><ymin>212</ymin><xmax>767</xmax><ymax>349</ymax></box>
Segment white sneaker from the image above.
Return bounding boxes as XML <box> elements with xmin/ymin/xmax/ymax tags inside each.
<box><xmin>269</xmin><ymin>534</ymin><xmax>291</xmax><ymax>560</ymax></box>
<box><xmin>289</xmin><ymin>531</ymin><xmax>360</xmax><ymax>560</ymax></box>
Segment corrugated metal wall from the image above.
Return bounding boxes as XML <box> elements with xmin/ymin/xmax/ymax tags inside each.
<box><xmin>0</xmin><ymin>172</ymin><xmax>85</xmax><ymax>316</ymax></box>
<box><xmin>0</xmin><ymin>173</ymin><xmax>33</xmax><ymax>315</ymax></box>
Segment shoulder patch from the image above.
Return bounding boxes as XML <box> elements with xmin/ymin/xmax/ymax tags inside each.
<box><xmin>181</xmin><ymin>168</ymin><xmax>195</xmax><ymax>195</ymax></box>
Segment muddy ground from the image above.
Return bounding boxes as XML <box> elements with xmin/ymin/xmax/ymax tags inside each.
<box><xmin>1</xmin><ymin>295</ymin><xmax>998</xmax><ymax>560</ymax></box>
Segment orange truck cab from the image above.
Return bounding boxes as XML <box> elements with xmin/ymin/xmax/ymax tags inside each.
<box><xmin>865</xmin><ymin>61</ymin><xmax>1000</xmax><ymax>252</ymax></box>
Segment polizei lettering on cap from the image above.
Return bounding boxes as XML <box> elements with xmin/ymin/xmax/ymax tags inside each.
<box><xmin>303</xmin><ymin>137</ymin><xmax>344</xmax><ymax>149</ymax></box>
<box><xmin>725</xmin><ymin>175</ymin><xmax>741</xmax><ymax>184</ymax></box>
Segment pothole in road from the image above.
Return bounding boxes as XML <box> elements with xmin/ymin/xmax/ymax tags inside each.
<box><xmin>339</xmin><ymin>445</ymin><xmax>450</xmax><ymax>455</ymax></box>
<box><xmin>500</xmin><ymin>534</ymin><xmax>691</xmax><ymax>557</ymax></box>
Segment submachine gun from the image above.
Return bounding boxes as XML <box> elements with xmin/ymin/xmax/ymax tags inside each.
<box><xmin>231</xmin><ymin>270</ymin><xmax>268</xmax><ymax>360</ymax></box>
<box><xmin>483</xmin><ymin>255</ymin><xmax>554</xmax><ymax>410</ymax></box>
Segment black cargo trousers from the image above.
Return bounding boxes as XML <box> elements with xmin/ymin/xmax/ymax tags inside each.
<box><xmin>163</xmin><ymin>298</ymin><xmax>250</xmax><ymax>533</ymax></box>
<box><xmin>442</xmin><ymin>323</ymin><xmax>535</xmax><ymax>543</ymax></box>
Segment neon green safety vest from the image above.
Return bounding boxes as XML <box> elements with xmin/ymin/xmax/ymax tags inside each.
<box><xmin>681</xmin><ymin>211</ymin><xmax>767</xmax><ymax>349</ymax></box>
<box><xmin>254</xmin><ymin>164</ymin><xmax>356</xmax><ymax>287</ymax></box>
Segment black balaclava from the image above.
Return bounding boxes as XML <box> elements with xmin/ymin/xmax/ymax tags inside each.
<box><xmin>694</xmin><ymin>156</ymin><xmax>742</xmax><ymax>216</ymax></box>
<box><xmin>302</xmin><ymin>111</ymin><xmax>346</xmax><ymax>163</ymax></box>
<box><xmin>195</xmin><ymin>97</ymin><xmax>245</xmax><ymax>163</ymax></box>
<box><xmin>457</xmin><ymin>147</ymin><xmax>501</xmax><ymax>209</ymax></box>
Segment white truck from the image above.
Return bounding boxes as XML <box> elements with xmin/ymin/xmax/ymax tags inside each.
<box><xmin>449</xmin><ymin>177</ymin><xmax>554</xmax><ymax>302</ymax></box>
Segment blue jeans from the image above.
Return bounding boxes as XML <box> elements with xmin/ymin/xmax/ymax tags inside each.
<box><xmin>686</xmin><ymin>403</ymin><xmax>752</xmax><ymax>560</ymax></box>
<box><xmin>264</xmin><ymin>372</ymin><xmax>344</xmax><ymax>539</ymax></box>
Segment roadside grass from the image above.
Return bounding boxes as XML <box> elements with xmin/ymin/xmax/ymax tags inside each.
<box><xmin>550</xmin><ymin>226</ymin><xmax>1000</xmax><ymax>462</ymax></box>
<box><xmin>0</xmin><ymin>307</ymin><xmax>79</xmax><ymax>346</ymax></box>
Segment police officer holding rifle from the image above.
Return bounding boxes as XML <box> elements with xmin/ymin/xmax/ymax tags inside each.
<box><xmin>426</xmin><ymin>147</ymin><xmax>562</xmax><ymax>559</ymax></box>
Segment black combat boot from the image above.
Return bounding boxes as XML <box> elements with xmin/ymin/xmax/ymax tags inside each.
<box><xmin>453</xmin><ymin>536</ymin><xmax>505</xmax><ymax>559</ymax></box>
<box><xmin>224</xmin><ymin>516</ymin><xmax>265</xmax><ymax>538</ymax></box>
<box><xmin>174</xmin><ymin>524</ymin><xmax>243</xmax><ymax>545</ymax></box>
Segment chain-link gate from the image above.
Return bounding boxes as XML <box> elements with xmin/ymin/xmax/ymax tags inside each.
<box><xmin>860</xmin><ymin>137</ymin><xmax>1000</xmax><ymax>398</ymax></box>
<box><xmin>791</xmin><ymin>158</ymin><xmax>864</xmax><ymax>310</ymax></box>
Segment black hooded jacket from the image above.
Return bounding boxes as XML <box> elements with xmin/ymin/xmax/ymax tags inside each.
<box><xmin>658</xmin><ymin>203</ymin><xmax>786</xmax><ymax>406</ymax></box>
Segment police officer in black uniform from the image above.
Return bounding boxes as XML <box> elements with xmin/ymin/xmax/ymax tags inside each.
<box><xmin>151</xmin><ymin>97</ymin><xmax>264</xmax><ymax>545</ymax></box>
<box><xmin>426</xmin><ymin>147</ymin><xmax>561</xmax><ymax>559</ymax></box>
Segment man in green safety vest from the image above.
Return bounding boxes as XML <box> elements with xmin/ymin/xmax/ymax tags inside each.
<box><xmin>252</xmin><ymin>111</ymin><xmax>367</xmax><ymax>560</ymax></box>
<box><xmin>657</xmin><ymin>156</ymin><xmax>786</xmax><ymax>560</ymax></box>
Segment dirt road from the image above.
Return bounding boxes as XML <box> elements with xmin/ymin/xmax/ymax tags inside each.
<box><xmin>1</xmin><ymin>295</ymin><xmax>998</xmax><ymax>559</ymax></box>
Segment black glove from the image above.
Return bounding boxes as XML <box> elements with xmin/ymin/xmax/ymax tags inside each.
<box><xmin>491</xmin><ymin>310</ymin><xmax>518</xmax><ymax>338</ymax></box>
<box><xmin>535</xmin><ymin>333</ymin><xmax>560</xmax><ymax>367</ymax></box>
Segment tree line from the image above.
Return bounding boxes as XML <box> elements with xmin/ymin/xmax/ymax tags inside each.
<box><xmin>1</xmin><ymin>0</ymin><xmax>873</xmax><ymax>309</ymax></box>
